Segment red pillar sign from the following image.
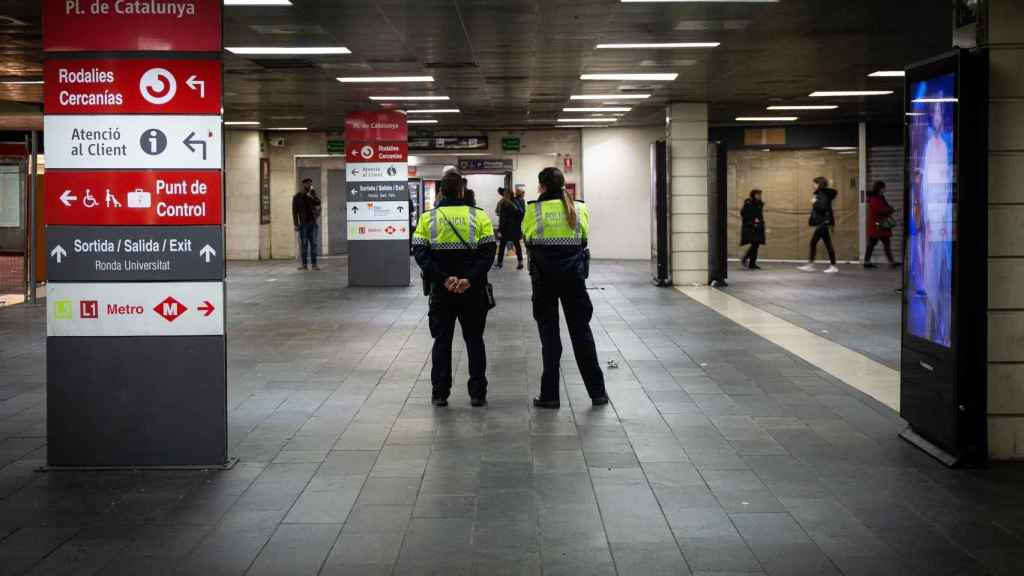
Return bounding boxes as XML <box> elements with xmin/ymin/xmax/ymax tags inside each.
<box><xmin>43</xmin><ymin>0</ymin><xmax>227</xmax><ymax>467</ymax></box>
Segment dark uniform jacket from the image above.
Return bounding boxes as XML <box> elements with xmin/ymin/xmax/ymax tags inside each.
<box><xmin>412</xmin><ymin>199</ymin><xmax>497</xmax><ymax>293</ymax></box>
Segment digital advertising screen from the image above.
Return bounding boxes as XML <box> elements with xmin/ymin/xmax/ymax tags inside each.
<box><xmin>905</xmin><ymin>72</ymin><xmax>956</xmax><ymax>348</ymax></box>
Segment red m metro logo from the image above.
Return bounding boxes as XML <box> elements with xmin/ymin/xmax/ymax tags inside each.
<box><xmin>154</xmin><ymin>296</ymin><xmax>188</xmax><ymax>322</ymax></box>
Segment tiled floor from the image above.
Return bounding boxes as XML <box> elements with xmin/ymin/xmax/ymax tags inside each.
<box><xmin>1</xmin><ymin>259</ymin><xmax>1023</xmax><ymax>575</ymax></box>
<box><xmin>724</xmin><ymin>262</ymin><xmax>902</xmax><ymax>370</ymax></box>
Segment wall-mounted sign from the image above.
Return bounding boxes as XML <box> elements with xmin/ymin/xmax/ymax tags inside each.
<box><xmin>347</xmin><ymin>201</ymin><xmax>408</xmax><ymax>222</ymax></box>
<box><xmin>345</xmin><ymin>142</ymin><xmax>408</xmax><ymax>163</ymax></box>
<box><xmin>259</xmin><ymin>158</ymin><xmax>271</xmax><ymax>225</ymax></box>
<box><xmin>409</xmin><ymin>133</ymin><xmax>488</xmax><ymax>151</ymax></box>
<box><xmin>47</xmin><ymin>226</ymin><xmax>224</xmax><ymax>282</ymax></box>
<box><xmin>344</xmin><ymin>111</ymin><xmax>408</xmax><ymax>142</ymax></box>
<box><xmin>44</xmin><ymin>59</ymin><xmax>222</xmax><ymax>115</ymax></box>
<box><xmin>348</xmin><ymin>221</ymin><xmax>410</xmax><ymax>241</ymax></box>
<box><xmin>44</xmin><ymin>115</ymin><xmax>222</xmax><ymax>170</ymax></box>
<box><xmin>326</xmin><ymin>139</ymin><xmax>345</xmax><ymax>155</ymax></box>
<box><xmin>43</xmin><ymin>0</ymin><xmax>222</xmax><ymax>53</ymax></box>
<box><xmin>46</xmin><ymin>170</ymin><xmax>222</xmax><ymax>226</ymax></box>
<box><xmin>47</xmin><ymin>282</ymin><xmax>224</xmax><ymax>337</ymax></box>
<box><xmin>458</xmin><ymin>158</ymin><xmax>514</xmax><ymax>172</ymax></box>
<box><xmin>502</xmin><ymin>137</ymin><xmax>521</xmax><ymax>152</ymax></box>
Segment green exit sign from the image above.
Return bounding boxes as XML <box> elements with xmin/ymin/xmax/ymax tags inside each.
<box><xmin>327</xmin><ymin>140</ymin><xmax>344</xmax><ymax>155</ymax></box>
<box><xmin>502</xmin><ymin>137</ymin><xmax>521</xmax><ymax>152</ymax></box>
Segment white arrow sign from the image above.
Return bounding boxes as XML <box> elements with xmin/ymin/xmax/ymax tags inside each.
<box><xmin>186</xmin><ymin>75</ymin><xmax>206</xmax><ymax>98</ymax></box>
<box><xmin>60</xmin><ymin>190</ymin><xmax>78</xmax><ymax>207</ymax></box>
<box><xmin>199</xmin><ymin>244</ymin><xmax>216</xmax><ymax>263</ymax></box>
<box><xmin>50</xmin><ymin>245</ymin><xmax>67</xmax><ymax>263</ymax></box>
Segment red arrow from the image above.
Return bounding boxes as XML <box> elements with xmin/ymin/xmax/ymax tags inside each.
<box><xmin>198</xmin><ymin>300</ymin><xmax>215</xmax><ymax>317</ymax></box>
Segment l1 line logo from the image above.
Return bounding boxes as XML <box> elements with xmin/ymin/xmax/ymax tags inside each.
<box><xmin>43</xmin><ymin>0</ymin><xmax>222</xmax><ymax>53</ymax></box>
<box><xmin>44</xmin><ymin>59</ymin><xmax>222</xmax><ymax>114</ymax></box>
<box><xmin>46</xmin><ymin>171</ymin><xmax>222</xmax><ymax>226</ymax></box>
<box><xmin>43</xmin><ymin>115</ymin><xmax>222</xmax><ymax>170</ymax></box>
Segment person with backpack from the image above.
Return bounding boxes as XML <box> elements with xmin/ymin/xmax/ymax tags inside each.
<box><xmin>740</xmin><ymin>189</ymin><xmax>766</xmax><ymax>270</ymax></box>
<box><xmin>412</xmin><ymin>171</ymin><xmax>497</xmax><ymax>407</ymax></box>
<box><xmin>865</xmin><ymin>180</ymin><xmax>897</xmax><ymax>268</ymax></box>
<box><xmin>522</xmin><ymin>167</ymin><xmax>609</xmax><ymax>409</ymax></box>
<box><xmin>798</xmin><ymin>176</ymin><xmax>839</xmax><ymax>274</ymax></box>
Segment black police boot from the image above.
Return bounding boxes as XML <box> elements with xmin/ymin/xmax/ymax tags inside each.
<box><xmin>431</xmin><ymin>397</ymin><xmax>448</xmax><ymax>407</ymax></box>
<box><xmin>471</xmin><ymin>397</ymin><xmax>487</xmax><ymax>407</ymax></box>
<box><xmin>532</xmin><ymin>397</ymin><xmax>560</xmax><ymax>409</ymax></box>
<box><xmin>591</xmin><ymin>396</ymin><xmax>610</xmax><ymax>407</ymax></box>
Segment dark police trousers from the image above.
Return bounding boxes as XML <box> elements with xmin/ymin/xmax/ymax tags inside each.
<box><xmin>533</xmin><ymin>274</ymin><xmax>606</xmax><ymax>400</ymax></box>
<box><xmin>429</xmin><ymin>288</ymin><xmax>489</xmax><ymax>400</ymax></box>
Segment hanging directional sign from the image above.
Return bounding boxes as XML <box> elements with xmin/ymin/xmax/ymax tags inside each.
<box><xmin>344</xmin><ymin>111</ymin><xmax>408</xmax><ymax>142</ymax></box>
<box><xmin>43</xmin><ymin>0</ymin><xmax>222</xmax><ymax>53</ymax></box>
<box><xmin>47</xmin><ymin>282</ymin><xmax>224</xmax><ymax>337</ymax></box>
<box><xmin>43</xmin><ymin>115</ymin><xmax>222</xmax><ymax>169</ymax></box>
<box><xmin>47</xmin><ymin>226</ymin><xmax>224</xmax><ymax>282</ymax></box>
<box><xmin>46</xmin><ymin>171</ymin><xmax>222</xmax><ymax>226</ymax></box>
<box><xmin>44</xmin><ymin>59</ymin><xmax>222</xmax><ymax>115</ymax></box>
<box><xmin>346</xmin><ymin>162</ymin><xmax>408</xmax><ymax>183</ymax></box>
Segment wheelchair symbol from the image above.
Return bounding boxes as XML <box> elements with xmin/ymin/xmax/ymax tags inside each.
<box><xmin>83</xmin><ymin>189</ymin><xmax>99</xmax><ymax>208</ymax></box>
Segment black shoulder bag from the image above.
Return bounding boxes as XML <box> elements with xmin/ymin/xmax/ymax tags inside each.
<box><xmin>438</xmin><ymin>212</ymin><xmax>497</xmax><ymax>310</ymax></box>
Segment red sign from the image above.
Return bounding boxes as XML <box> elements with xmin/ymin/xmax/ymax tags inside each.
<box><xmin>46</xmin><ymin>170</ymin><xmax>222</xmax><ymax>226</ymax></box>
<box><xmin>345</xmin><ymin>142</ymin><xmax>409</xmax><ymax>163</ymax></box>
<box><xmin>345</xmin><ymin>111</ymin><xmax>408</xmax><ymax>142</ymax></box>
<box><xmin>45</xmin><ymin>59</ymin><xmax>221</xmax><ymax>114</ymax></box>
<box><xmin>43</xmin><ymin>0</ymin><xmax>222</xmax><ymax>53</ymax></box>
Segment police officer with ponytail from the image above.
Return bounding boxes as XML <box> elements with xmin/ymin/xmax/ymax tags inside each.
<box><xmin>412</xmin><ymin>171</ymin><xmax>497</xmax><ymax>407</ymax></box>
<box><xmin>523</xmin><ymin>167</ymin><xmax>609</xmax><ymax>409</ymax></box>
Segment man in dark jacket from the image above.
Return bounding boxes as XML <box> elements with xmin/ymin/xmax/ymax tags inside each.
<box><xmin>293</xmin><ymin>178</ymin><xmax>322</xmax><ymax>270</ymax></box>
<box><xmin>799</xmin><ymin>176</ymin><xmax>839</xmax><ymax>274</ymax></box>
<box><xmin>740</xmin><ymin>189</ymin><xmax>766</xmax><ymax>269</ymax></box>
<box><xmin>495</xmin><ymin>188</ymin><xmax>524</xmax><ymax>269</ymax></box>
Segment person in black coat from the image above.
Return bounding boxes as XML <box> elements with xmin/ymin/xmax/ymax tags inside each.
<box><xmin>740</xmin><ymin>189</ymin><xmax>766</xmax><ymax>269</ymax></box>
<box><xmin>495</xmin><ymin>188</ymin><xmax>524</xmax><ymax>269</ymax></box>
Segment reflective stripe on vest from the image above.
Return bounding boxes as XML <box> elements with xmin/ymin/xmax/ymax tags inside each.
<box><xmin>429</xmin><ymin>206</ymin><xmax>478</xmax><ymax>250</ymax></box>
<box><xmin>531</xmin><ymin>200</ymin><xmax>584</xmax><ymax>246</ymax></box>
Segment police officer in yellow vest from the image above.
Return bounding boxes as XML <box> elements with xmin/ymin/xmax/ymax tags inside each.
<box><xmin>523</xmin><ymin>167</ymin><xmax>609</xmax><ymax>409</ymax></box>
<box><xmin>413</xmin><ymin>171</ymin><xmax>497</xmax><ymax>407</ymax></box>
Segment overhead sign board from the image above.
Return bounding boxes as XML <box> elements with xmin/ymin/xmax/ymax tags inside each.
<box><xmin>347</xmin><ymin>201</ymin><xmax>408</xmax><ymax>222</ymax></box>
<box><xmin>47</xmin><ymin>282</ymin><xmax>224</xmax><ymax>337</ymax></box>
<box><xmin>409</xmin><ymin>133</ymin><xmax>488</xmax><ymax>151</ymax></box>
<box><xmin>344</xmin><ymin>111</ymin><xmax>408</xmax><ymax>142</ymax></box>
<box><xmin>42</xmin><ymin>0</ymin><xmax>222</xmax><ymax>53</ymax></box>
<box><xmin>44</xmin><ymin>59</ymin><xmax>222</xmax><ymax>115</ymax></box>
<box><xmin>345</xmin><ymin>142</ymin><xmax>408</xmax><ymax>163</ymax></box>
<box><xmin>348</xmin><ymin>221</ymin><xmax>410</xmax><ymax>241</ymax></box>
<box><xmin>459</xmin><ymin>158</ymin><xmax>515</xmax><ymax>172</ymax></box>
<box><xmin>44</xmin><ymin>115</ymin><xmax>223</xmax><ymax>170</ymax></box>
<box><xmin>46</xmin><ymin>171</ymin><xmax>222</xmax><ymax>226</ymax></box>
<box><xmin>47</xmin><ymin>226</ymin><xmax>224</xmax><ymax>282</ymax></box>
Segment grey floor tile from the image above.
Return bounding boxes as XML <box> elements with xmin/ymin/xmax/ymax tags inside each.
<box><xmin>247</xmin><ymin>522</ymin><xmax>342</xmax><ymax>576</ymax></box>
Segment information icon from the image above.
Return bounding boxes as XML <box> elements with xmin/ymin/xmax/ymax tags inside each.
<box><xmin>140</xmin><ymin>129</ymin><xmax>167</xmax><ymax>156</ymax></box>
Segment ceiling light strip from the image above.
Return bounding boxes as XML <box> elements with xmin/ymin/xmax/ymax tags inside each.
<box><xmin>735</xmin><ymin>116</ymin><xmax>798</xmax><ymax>122</ymax></box>
<box><xmin>570</xmin><ymin>94</ymin><xmax>651</xmax><ymax>100</ymax></box>
<box><xmin>337</xmin><ymin>76</ymin><xmax>433</xmax><ymax>83</ymax></box>
<box><xmin>226</xmin><ymin>46</ymin><xmax>351</xmax><ymax>55</ymax></box>
<box><xmin>563</xmin><ymin>107</ymin><xmax>632</xmax><ymax>112</ymax></box>
<box><xmin>369</xmin><ymin>96</ymin><xmax>450</xmax><ymax>101</ymax></box>
<box><xmin>595</xmin><ymin>42</ymin><xmax>719</xmax><ymax>49</ymax></box>
<box><xmin>766</xmin><ymin>105</ymin><xmax>837</xmax><ymax>110</ymax></box>
<box><xmin>581</xmin><ymin>73</ymin><xmax>678</xmax><ymax>81</ymax></box>
<box><xmin>809</xmin><ymin>90</ymin><xmax>893</xmax><ymax>97</ymax></box>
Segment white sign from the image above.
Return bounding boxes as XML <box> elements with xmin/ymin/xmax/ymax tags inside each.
<box><xmin>346</xmin><ymin>162</ymin><xmax>407</xmax><ymax>182</ymax></box>
<box><xmin>48</xmin><ymin>282</ymin><xmax>224</xmax><ymax>337</ymax></box>
<box><xmin>347</xmin><ymin>201</ymin><xmax>408</xmax><ymax>222</ymax></box>
<box><xmin>348</xmin><ymin>221</ymin><xmax>410</xmax><ymax>241</ymax></box>
<box><xmin>43</xmin><ymin>115</ymin><xmax>223</xmax><ymax>170</ymax></box>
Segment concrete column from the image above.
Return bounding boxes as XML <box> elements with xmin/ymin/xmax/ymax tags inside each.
<box><xmin>225</xmin><ymin>130</ymin><xmax>262</xmax><ymax>260</ymax></box>
<box><xmin>984</xmin><ymin>1</ymin><xmax>1024</xmax><ymax>459</ymax></box>
<box><xmin>667</xmin><ymin>102</ymin><xmax>709</xmax><ymax>285</ymax></box>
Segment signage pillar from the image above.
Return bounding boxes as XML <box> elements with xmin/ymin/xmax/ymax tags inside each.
<box><xmin>344</xmin><ymin>112</ymin><xmax>411</xmax><ymax>286</ymax></box>
<box><xmin>42</xmin><ymin>0</ymin><xmax>227</xmax><ymax>468</ymax></box>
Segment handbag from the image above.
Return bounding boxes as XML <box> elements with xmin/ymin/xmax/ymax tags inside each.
<box><xmin>439</xmin><ymin>212</ymin><xmax>497</xmax><ymax>310</ymax></box>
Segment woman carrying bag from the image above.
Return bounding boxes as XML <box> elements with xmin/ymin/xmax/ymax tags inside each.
<box><xmin>865</xmin><ymin>180</ymin><xmax>897</xmax><ymax>268</ymax></box>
